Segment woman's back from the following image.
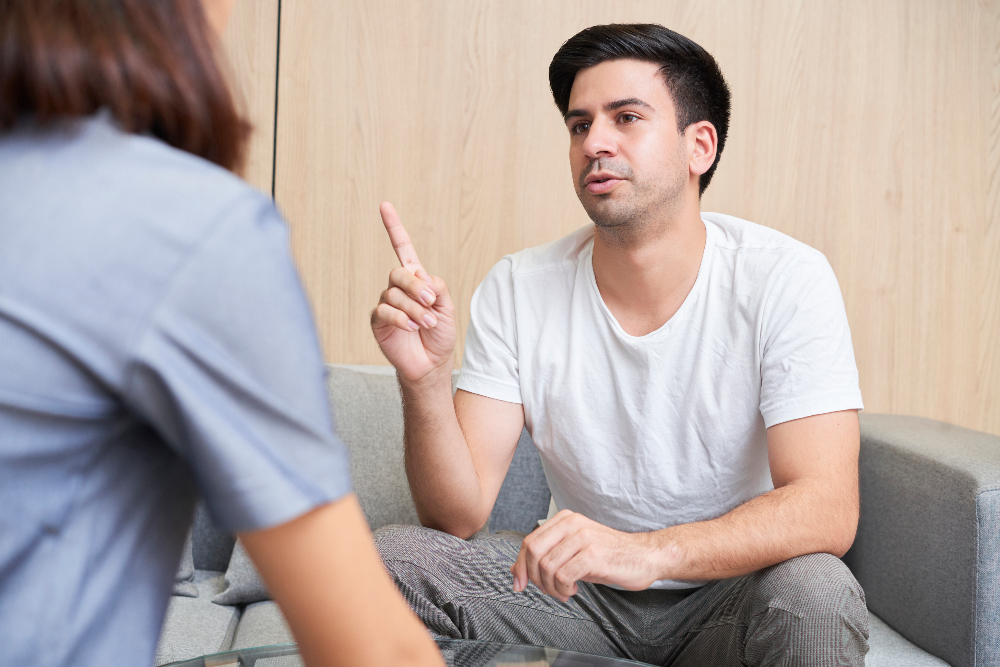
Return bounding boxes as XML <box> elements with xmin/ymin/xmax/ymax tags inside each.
<box><xmin>0</xmin><ymin>112</ymin><xmax>349</xmax><ymax>666</ymax></box>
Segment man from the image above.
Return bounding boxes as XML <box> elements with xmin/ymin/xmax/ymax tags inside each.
<box><xmin>370</xmin><ymin>23</ymin><xmax>868</xmax><ymax>666</ymax></box>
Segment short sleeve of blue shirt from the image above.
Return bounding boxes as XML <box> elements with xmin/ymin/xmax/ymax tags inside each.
<box><xmin>124</xmin><ymin>194</ymin><xmax>352</xmax><ymax>532</ymax></box>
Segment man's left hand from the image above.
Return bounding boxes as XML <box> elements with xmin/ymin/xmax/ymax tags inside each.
<box><xmin>511</xmin><ymin>510</ymin><xmax>661</xmax><ymax>602</ymax></box>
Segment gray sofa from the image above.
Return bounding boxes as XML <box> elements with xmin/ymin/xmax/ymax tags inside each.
<box><xmin>155</xmin><ymin>365</ymin><xmax>1000</xmax><ymax>667</ymax></box>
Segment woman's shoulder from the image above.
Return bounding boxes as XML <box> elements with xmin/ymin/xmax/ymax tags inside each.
<box><xmin>2</xmin><ymin>111</ymin><xmax>270</xmax><ymax>222</ymax></box>
<box><xmin>0</xmin><ymin>112</ymin><xmax>282</xmax><ymax>307</ymax></box>
<box><xmin>93</xmin><ymin>112</ymin><xmax>267</xmax><ymax>209</ymax></box>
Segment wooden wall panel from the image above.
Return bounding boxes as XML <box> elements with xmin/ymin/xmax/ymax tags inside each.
<box><xmin>222</xmin><ymin>0</ymin><xmax>279</xmax><ymax>194</ymax></box>
<box><xmin>983</xmin><ymin>0</ymin><xmax>1000</xmax><ymax>433</ymax></box>
<box><xmin>274</xmin><ymin>0</ymin><xmax>1000</xmax><ymax>437</ymax></box>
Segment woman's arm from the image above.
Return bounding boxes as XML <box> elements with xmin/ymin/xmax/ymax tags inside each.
<box><xmin>239</xmin><ymin>494</ymin><xmax>444</xmax><ymax>667</ymax></box>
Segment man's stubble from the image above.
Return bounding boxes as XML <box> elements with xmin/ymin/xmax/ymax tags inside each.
<box><xmin>575</xmin><ymin>144</ymin><xmax>688</xmax><ymax>248</ymax></box>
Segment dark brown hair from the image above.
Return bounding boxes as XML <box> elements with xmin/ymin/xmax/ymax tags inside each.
<box><xmin>0</xmin><ymin>0</ymin><xmax>250</xmax><ymax>172</ymax></box>
<box><xmin>550</xmin><ymin>24</ymin><xmax>731</xmax><ymax>196</ymax></box>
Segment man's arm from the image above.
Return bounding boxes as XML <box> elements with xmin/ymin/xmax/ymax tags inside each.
<box><xmin>513</xmin><ymin>410</ymin><xmax>860</xmax><ymax>601</ymax></box>
<box><xmin>370</xmin><ymin>202</ymin><xmax>524</xmax><ymax>538</ymax></box>
<box><xmin>238</xmin><ymin>494</ymin><xmax>444</xmax><ymax>666</ymax></box>
<box><xmin>400</xmin><ymin>380</ymin><xmax>524</xmax><ymax>538</ymax></box>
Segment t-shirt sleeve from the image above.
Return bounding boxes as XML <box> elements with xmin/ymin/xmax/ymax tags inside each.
<box><xmin>123</xmin><ymin>194</ymin><xmax>352</xmax><ymax>533</ymax></box>
<box><xmin>457</xmin><ymin>257</ymin><xmax>522</xmax><ymax>404</ymax></box>
<box><xmin>758</xmin><ymin>251</ymin><xmax>864</xmax><ymax>428</ymax></box>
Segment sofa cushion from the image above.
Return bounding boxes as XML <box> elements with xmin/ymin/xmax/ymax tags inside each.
<box><xmin>212</xmin><ymin>539</ymin><xmax>269</xmax><ymax>606</ymax></box>
<box><xmin>325</xmin><ymin>365</ymin><xmax>421</xmax><ymax>530</ymax></box>
<box><xmin>867</xmin><ymin>612</ymin><xmax>950</xmax><ymax>667</ymax></box>
<box><xmin>191</xmin><ymin>501</ymin><xmax>236</xmax><ymax>572</ymax></box>
<box><xmin>326</xmin><ymin>364</ymin><xmax>551</xmax><ymax>534</ymax></box>
<box><xmin>231</xmin><ymin>600</ymin><xmax>295</xmax><ymax>650</ymax></box>
<box><xmin>171</xmin><ymin>528</ymin><xmax>198</xmax><ymax>598</ymax></box>
<box><xmin>489</xmin><ymin>426</ymin><xmax>551</xmax><ymax>534</ymax></box>
<box><xmin>155</xmin><ymin>571</ymin><xmax>240</xmax><ymax>666</ymax></box>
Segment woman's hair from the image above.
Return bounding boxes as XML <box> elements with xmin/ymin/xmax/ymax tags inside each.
<box><xmin>0</xmin><ymin>0</ymin><xmax>250</xmax><ymax>172</ymax></box>
<box><xmin>549</xmin><ymin>24</ymin><xmax>731</xmax><ymax>197</ymax></box>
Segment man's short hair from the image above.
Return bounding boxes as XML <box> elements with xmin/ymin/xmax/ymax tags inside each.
<box><xmin>549</xmin><ymin>24</ymin><xmax>731</xmax><ymax>197</ymax></box>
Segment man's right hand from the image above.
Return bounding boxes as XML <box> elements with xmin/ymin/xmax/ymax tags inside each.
<box><xmin>370</xmin><ymin>202</ymin><xmax>526</xmax><ymax>538</ymax></box>
<box><xmin>370</xmin><ymin>202</ymin><xmax>457</xmax><ymax>382</ymax></box>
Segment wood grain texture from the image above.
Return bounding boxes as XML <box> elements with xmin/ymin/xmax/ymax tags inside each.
<box><xmin>221</xmin><ymin>0</ymin><xmax>279</xmax><ymax>194</ymax></box>
<box><xmin>274</xmin><ymin>0</ymin><xmax>1000</xmax><ymax>436</ymax></box>
<box><xmin>981</xmin><ymin>0</ymin><xmax>1000</xmax><ymax>431</ymax></box>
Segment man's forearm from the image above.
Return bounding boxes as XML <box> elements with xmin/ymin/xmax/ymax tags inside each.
<box><xmin>514</xmin><ymin>413</ymin><xmax>860</xmax><ymax>599</ymax></box>
<box><xmin>651</xmin><ymin>479</ymin><xmax>858</xmax><ymax>581</ymax></box>
<box><xmin>399</xmin><ymin>365</ymin><xmax>489</xmax><ymax>537</ymax></box>
<box><xmin>512</xmin><ymin>480</ymin><xmax>857</xmax><ymax>601</ymax></box>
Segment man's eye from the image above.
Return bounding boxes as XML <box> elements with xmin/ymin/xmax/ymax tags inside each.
<box><xmin>620</xmin><ymin>113</ymin><xmax>638</xmax><ymax>124</ymax></box>
<box><xmin>572</xmin><ymin>122</ymin><xmax>590</xmax><ymax>134</ymax></box>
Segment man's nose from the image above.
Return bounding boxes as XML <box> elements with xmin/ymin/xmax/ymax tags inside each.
<box><xmin>582</xmin><ymin>119</ymin><xmax>618</xmax><ymax>158</ymax></box>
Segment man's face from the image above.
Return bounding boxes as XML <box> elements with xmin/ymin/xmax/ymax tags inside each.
<box><xmin>565</xmin><ymin>59</ymin><xmax>692</xmax><ymax>230</ymax></box>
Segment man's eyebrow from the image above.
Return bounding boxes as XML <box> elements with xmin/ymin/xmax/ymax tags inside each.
<box><xmin>563</xmin><ymin>97</ymin><xmax>655</xmax><ymax>122</ymax></box>
<box><xmin>606</xmin><ymin>97</ymin><xmax>653</xmax><ymax>112</ymax></box>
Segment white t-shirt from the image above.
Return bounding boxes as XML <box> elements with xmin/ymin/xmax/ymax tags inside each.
<box><xmin>457</xmin><ymin>212</ymin><xmax>863</xmax><ymax>589</ymax></box>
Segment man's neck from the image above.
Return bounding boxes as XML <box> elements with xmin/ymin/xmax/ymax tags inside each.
<box><xmin>591</xmin><ymin>202</ymin><xmax>707</xmax><ymax>337</ymax></box>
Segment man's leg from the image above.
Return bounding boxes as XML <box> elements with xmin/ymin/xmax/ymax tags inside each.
<box><xmin>374</xmin><ymin>524</ymin><xmax>679</xmax><ymax>661</ymax></box>
<box><xmin>650</xmin><ymin>552</ymin><xmax>869</xmax><ymax>667</ymax></box>
<box><xmin>376</xmin><ymin>526</ymin><xmax>868</xmax><ymax>666</ymax></box>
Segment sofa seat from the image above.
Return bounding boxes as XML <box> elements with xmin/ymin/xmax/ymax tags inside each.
<box><xmin>231</xmin><ymin>600</ymin><xmax>294</xmax><ymax>650</ymax></box>
<box><xmin>868</xmin><ymin>614</ymin><xmax>950</xmax><ymax>667</ymax></box>
<box><xmin>154</xmin><ymin>571</ymin><xmax>240</xmax><ymax>666</ymax></box>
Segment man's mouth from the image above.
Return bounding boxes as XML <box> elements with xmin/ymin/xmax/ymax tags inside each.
<box><xmin>584</xmin><ymin>174</ymin><xmax>625</xmax><ymax>195</ymax></box>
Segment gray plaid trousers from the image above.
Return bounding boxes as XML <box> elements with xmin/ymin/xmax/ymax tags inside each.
<box><xmin>375</xmin><ymin>525</ymin><xmax>869</xmax><ymax>666</ymax></box>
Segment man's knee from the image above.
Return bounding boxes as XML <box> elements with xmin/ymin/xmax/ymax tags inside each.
<box><xmin>745</xmin><ymin>553</ymin><xmax>869</xmax><ymax>666</ymax></box>
<box><xmin>374</xmin><ymin>524</ymin><xmax>469</xmax><ymax>579</ymax></box>
<box><xmin>375</xmin><ymin>523</ymin><xmax>451</xmax><ymax>558</ymax></box>
<box><xmin>753</xmin><ymin>553</ymin><xmax>866</xmax><ymax>614</ymax></box>
<box><xmin>374</xmin><ymin>524</ymin><xmax>523</xmax><ymax>593</ymax></box>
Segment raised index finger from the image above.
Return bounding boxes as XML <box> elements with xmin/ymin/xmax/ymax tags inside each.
<box><xmin>380</xmin><ymin>201</ymin><xmax>424</xmax><ymax>276</ymax></box>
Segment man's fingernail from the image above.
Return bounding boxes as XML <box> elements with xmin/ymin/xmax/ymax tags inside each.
<box><xmin>423</xmin><ymin>313</ymin><xmax>437</xmax><ymax>328</ymax></box>
<box><xmin>407</xmin><ymin>319</ymin><xmax>419</xmax><ymax>331</ymax></box>
<box><xmin>421</xmin><ymin>290</ymin><xmax>435</xmax><ymax>306</ymax></box>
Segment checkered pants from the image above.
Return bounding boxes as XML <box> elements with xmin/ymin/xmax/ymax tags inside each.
<box><xmin>375</xmin><ymin>525</ymin><xmax>869</xmax><ymax>666</ymax></box>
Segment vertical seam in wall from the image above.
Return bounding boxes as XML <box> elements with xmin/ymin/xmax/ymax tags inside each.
<box><xmin>270</xmin><ymin>0</ymin><xmax>281</xmax><ymax>199</ymax></box>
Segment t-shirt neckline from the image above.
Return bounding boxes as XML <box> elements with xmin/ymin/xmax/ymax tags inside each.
<box><xmin>585</xmin><ymin>217</ymin><xmax>716</xmax><ymax>342</ymax></box>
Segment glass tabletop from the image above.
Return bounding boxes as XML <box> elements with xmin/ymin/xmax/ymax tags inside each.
<box><xmin>162</xmin><ymin>639</ymin><xmax>655</xmax><ymax>666</ymax></box>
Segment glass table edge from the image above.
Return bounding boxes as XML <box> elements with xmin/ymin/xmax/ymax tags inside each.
<box><xmin>162</xmin><ymin>639</ymin><xmax>656</xmax><ymax>666</ymax></box>
<box><xmin>435</xmin><ymin>639</ymin><xmax>655</xmax><ymax>665</ymax></box>
<box><xmin>161</xmin><ymin>643</ymin><xmax>299</xmax><ymax>667</ymax></box>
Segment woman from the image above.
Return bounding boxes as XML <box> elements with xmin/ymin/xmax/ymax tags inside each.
<box><xmin>0</xmin><ymin>1</ymin><xmax>442</xmax><ymax>666</ymax></box>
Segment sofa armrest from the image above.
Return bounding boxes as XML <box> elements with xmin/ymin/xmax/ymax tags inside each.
<box><xmin>843</xmin><ymin>414</ymin><xmax>1000</xmax><ymax>667</ymax></box>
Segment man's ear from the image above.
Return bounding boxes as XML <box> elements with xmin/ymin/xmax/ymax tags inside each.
<box><xmin>688</xmin><ymin>121</ymin><xmax>718</xmax><ymax>177</ymax></box>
